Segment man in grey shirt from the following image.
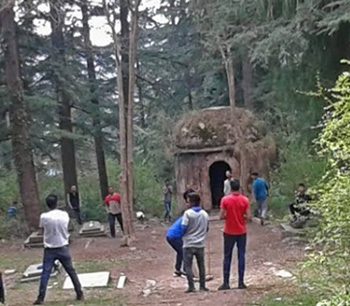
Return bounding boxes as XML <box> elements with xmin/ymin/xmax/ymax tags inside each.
<box><xmin>182</xmin><ymin>193</ymin><xmax>209</xmax><ymax>293</ymax></box>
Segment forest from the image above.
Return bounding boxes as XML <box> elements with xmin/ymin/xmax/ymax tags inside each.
<box><xmin>1</xmin><ymin>0</ymin><xmax>350</xmax><ymax>305</ymax></box>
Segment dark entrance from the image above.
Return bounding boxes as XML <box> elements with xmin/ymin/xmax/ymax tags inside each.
<box><xmin>209</xmin><ymin>161</ymin><xmax>231</xmax><ymax>209</ymax></box>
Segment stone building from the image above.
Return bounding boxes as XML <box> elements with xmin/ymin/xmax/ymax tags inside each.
<box><xmin>174</xmin><ymin>107</ymin><xmax>276</xmax><ymax>211</ymax></box>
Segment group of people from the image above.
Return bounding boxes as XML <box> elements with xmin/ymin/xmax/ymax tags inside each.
<box><xmin>1</xmin><ymin>171</ymin><xmax>312</xmax><ymax>305</ymax></box>
<box><xmin>166</xmin><ymin>178</ymin><xmax>250</xmax><ymax>293</ymax></box>
<box><xmin>67</xmin><ymin>185</ymin><xmax>124</xmax><ymax>237</ymax></box>
<box><xmin>224</xmin><ymin>171</ymin><xmax>269</xmax><ymax>225</ymax></box>
<box><xmin>165</xmin><ymin>171</ymin><xmax>313</xmax><ymax>293</ymax></box>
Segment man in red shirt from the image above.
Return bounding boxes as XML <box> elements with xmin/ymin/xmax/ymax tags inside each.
<box><xmin>218</xmin><ymin>179</ymin><xmax>251</xmax><ymax>291</ymax></box>
<box><xmin>104</xmin><ymin>186</ymin><xmax>124</xmax><ymax>238</ymax></box>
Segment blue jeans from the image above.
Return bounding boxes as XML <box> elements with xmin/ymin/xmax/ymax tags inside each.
<box><xmin>164</xmin><ymin>201</ymin><xmax>171</xmax><ymax>221</ymax></box>
<box><xmin>223</xmin><ymin>233</ymin><xmax>247</xmax><ymax>286</ymax></box>
<box><xmin>37</xmin><ymin>246</ymin><xmax>83</xmax><ymax>301</ymax></box>
<box><xmin>166</xmin><ymin>237</ymin><xmax>183</xmax><ymax>271</ymax></box>
<box><xmin>257</xmin><ymin>199</ymin><xmax>267</xmax><ymax>219</ymax></box>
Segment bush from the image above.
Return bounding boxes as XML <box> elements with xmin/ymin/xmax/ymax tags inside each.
<box><xmin>268</xmin><ymin>141</ymin><xmax>326</xmax><ymax>217</ymax></box>
<box><xmin>304</xmin><ymin>67</ymin><xmax>350</xmax><ymax>305</ymax></box>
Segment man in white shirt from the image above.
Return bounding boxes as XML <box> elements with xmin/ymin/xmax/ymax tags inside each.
<box><xmin>34</xmin><ymin>194</ymin><xmax>84</xmax><ymax>305</ymax></box>
<box><xmin>224</xmin><ymin>171</ymin><xmax>233</xmax><ymax>196</ymax></box>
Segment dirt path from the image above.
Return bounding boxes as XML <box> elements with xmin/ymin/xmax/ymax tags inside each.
<box><xmin>0</xmin><ymin>219</ymin><xmax>305</xmax><ymax>306</ymax></box>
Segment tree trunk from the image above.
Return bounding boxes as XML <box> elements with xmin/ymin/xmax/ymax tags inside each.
<box><xmin>81</xmin><ymin>0</ymin><xmax>109</xmax><ymax>199</ymax></box>
<box><xmin>126</xmin><ymin>0</ymin><xmax>141</xmax><ymax>235</ymax></box>
<box><xmin>1</xmin><ymin>5</ymin><xmax>40</xmax><ymax>231</ymax></box>
<box><xmin>49</xmin><ymin>1</ymin><xmax>78</xmax><ymax>196</ymax></box>
<box><xmin>225</xmin><ymin>57</ymin><xmax>236</xmax><ymax>112</ymax></box>
<box><xmin>242</xmin><ymin>56</ymin><xmax>254</xmax><ymax>110</ymax></box>
<box><xmin>185</xmin><ymin>70</ymin><xmax>193</xmax><ymax>110</ymax></box>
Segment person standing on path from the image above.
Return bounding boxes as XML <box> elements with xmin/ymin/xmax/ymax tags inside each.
<box><xmin>182</xmin><ymin>193</ymin><xmax>209</xmax><ymax>293</ymax></box>
<box><xmin>218</xmin><ymin>179</ymin><xmax>250</xmax><ymax>291</ymax></box>
<box><xmin>67</xmin><ymin>185</ymin><xmax>82</xmax><ymax>225</ymax></box>
<box><xmin>34</xmin><ymin>194</ymin><xmax>84</xmax><ymax>305</ymax></box>
<box><xmin>163</xmin><ymin>179</ymin><xmax>173</xmax><ymax>222</ymax></box>
<box><xmin>251</xmin><ymin>172</ymin><xmax>269</xmax><ymax>226</ymax></box>
<box><xmin>224</xmin><ymin>171</ymin><xmax>233</xmax><ymax>196</ymax></box>
<box><xmin>104</xmin><ymin>186</ymin><xmax>124</xmax><ymax>238</ymax></box>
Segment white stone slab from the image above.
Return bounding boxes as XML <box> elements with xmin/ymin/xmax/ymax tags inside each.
<box><xmin>117</xmin><ymin>275</ymin><xmax>126</xmax><ymax>289</ymax></box>
<box><xmin>63</xmin><ymin>272</ymin><xmax>110</xmax><ymax>289</ymax></box>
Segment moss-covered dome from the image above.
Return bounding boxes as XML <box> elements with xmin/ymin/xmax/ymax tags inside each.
<box><xmin>174</xmin><ymin>107</ymin><xmax>270</xmax><ymax>150</ymax></box>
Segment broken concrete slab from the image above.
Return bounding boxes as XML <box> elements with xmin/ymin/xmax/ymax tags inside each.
<box><xmin>24</xmin><ymin>232</ymin><xmax>71</xmax><ymax>248</ymax></box>
<box><xmin>63</xmin><ymin>272</ymin><xmax>110</xmax><ymax>289</ymax></box>
<box><xmin>79</xmin><ymin>221</ymin><xmax>106</xmax><ymax>237</ymax></box>
<box><xmin>21</xmin><ymin>262</ymin><xmax>61</xmax><ymax>283</ymax></box>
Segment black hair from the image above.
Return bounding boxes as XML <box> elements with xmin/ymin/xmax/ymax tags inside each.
<box><xmin>46</xmin><ymin>194</ymin><xmax>58</xmax><ymax>210</ymax></box>
<box><xmin>298</xmin><ymin>183</ymin><xmax>306</xmax><ymax>188</ymax></box>
<box><xmin>230</xmin><ymin>179</ymin><xmax>240</xmax><ymax>192</ymax></box>
<box><xmin>251</xmin><ymin>172</ymin><xmax>259</xmax><ymax>176</ymax></box>
<box><xmin>188</xmin><ymin>192</ymin><xmax>201</xmax><ymax>206</ymax></box>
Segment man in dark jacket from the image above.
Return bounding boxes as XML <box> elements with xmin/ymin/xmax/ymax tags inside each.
<box><xmin>289</xmin><ymin>183</ymin><xmax>312</xmax><ymax>220</ymax></box>
<box><xmin>67</xmin><ymin>185</ymin><xmax>82</xmax><ymax>225</ymax></box>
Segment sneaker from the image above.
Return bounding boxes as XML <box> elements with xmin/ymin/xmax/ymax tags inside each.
<box><xmin>185</xmin><ymin>287</ymin><xmax>195</xmax><ymax>293</ymax></box>
<box><xmin>200</xmin><ymin>287</ymin><xmax>209</xmax><ymax>292</ymax></box>
<box><xmin>33</xmin><ymin>300</ymin><xmax>44</xmax><ymax>305</ymax></box>
<box><xmin>77</xmin><ymin>293</ymin><xmax>85</xmax><ymax>301</ymax></box>
<box><xmin>238</xmin><ymin>283</ymin><xmax>247</xmax><ymax>289</ymax></box>
<box><xmin>218</xmin><ymin>284</ymin><xmax>230</xmax><ymax>291</ymax></box>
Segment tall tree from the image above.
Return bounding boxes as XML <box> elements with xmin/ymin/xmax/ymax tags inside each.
<box><xmin>1</xmin><ymin>2</ymin><xmax>40</xmax><ymax>231</ymax></box>
<box><xmin>81</xmin><ymin>0</ymin><xmax>109</xmax><ymax>199</ymax></box>
<box><xmin>49</xmin><ymin>0</ymin><xmax>78</xmax><ymax>196</ymax></box>
<box><xmin>104</xmin><ymin>0</ymin><xmax>141</xmax><ymax>243</ymax></box>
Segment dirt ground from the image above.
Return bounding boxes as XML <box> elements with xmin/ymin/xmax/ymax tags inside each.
<box><xmin>0</xmin><ymin>217</ymin><xmax>305</xmax><ymax>306</ymax></box>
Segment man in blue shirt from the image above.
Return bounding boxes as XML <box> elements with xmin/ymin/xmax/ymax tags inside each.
<box><xmin>251</xmin><ymin>172</ymin><xmax>269</xmax><ymax>226</ymax></box>
<box><xmin>166</xmin><ymin>216</ymin><xmax>185</xmax><ymax>277</ymax></box>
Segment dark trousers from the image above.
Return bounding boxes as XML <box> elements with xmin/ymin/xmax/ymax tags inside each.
<box><xmin>166</xmin><ymin>237</ymin><xmax>183</xmax><ymax>272</ymax></box>
<box><xmin>289</xmin><ymin>203</ymin><xmax>310</xmax><ymax>217</ymax></box>
<box><xmin>38</xmin><ymin>246</ymin><xmax>82</xmax><ymax>301</ymax></box>
<box><xmin>73</xmin><ymin>208</ymin><xmax>82</xmax><ymax>225</ymax></box>
<box><xmin>108</xmin><ymin>213</ymin><xmax>124</xmax><ymax>237</ymax></box>
<box><xmin>183</xmin><ymin>247</ymin><xmax>205</xmax><ymax>290</ymax></box>
<box><xmin>164</xmin><ymin>201</ymin><xmax>172</xmax><ymax>221</ymax></box>
<box><xmin>0</xmin><ymin>272</ymin><xmax>4</xmax><ymax>304</ymax></box>
<box><xmin>223</xmin><ymin>233</ymin><xmax>247</xmax><ymax>286</ymax></box>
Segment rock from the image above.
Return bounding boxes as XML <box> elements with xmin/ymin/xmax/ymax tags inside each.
<box><xmin>282</xmin><ymin>236</ymin><xmax>308</xmax><ymax>245</ymax></box>
<box><xmin>275</xmin><ymin>270</ymin><xmax>293</xmax><ymax>278</ymax></box>
<box><xmin>280</xmin><ymin>223</ymin><xmax>307</xmax><ymax>239</ymax></box>
<box><xmin>146</xmin><ymin>279</ymin><xmax>156</xmax><ymax>288</ymax></box>
<box><xmin>263</xmin><ymin>262</ymin><xmax>273</xmax><ymax>266</ymax></box>
<box><xmin>129</xmin><ymin>247</ymin><xmax>137</xmax><ymax>251</ymax></box>
<box><xmin>4</xmin><ymin>269</ymin><xmax>16</xmax><ymax>275</ymax></box>
<box><xmin>142</xmin><ymin>289</ymin><xmax>152</xmax><ymax>297</ymax></box>
<box><xmin>304</xmin><ymin>246</ymin><xmax>313</xmax><ymax>252</ymax></box>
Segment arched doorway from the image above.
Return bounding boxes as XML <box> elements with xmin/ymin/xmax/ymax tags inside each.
<box><xmin>209</xmin><ymin>161</ymin><xmax>231</xmax><ymax>209</ymax></box>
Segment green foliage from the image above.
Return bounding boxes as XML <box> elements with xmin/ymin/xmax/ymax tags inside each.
<box><xmin>134</xmin><ymin>161</ymin><xmax>164</xmax><ymax>217</ymax></box>
<box><xmin>269</xmin><ymin>141</ymin><xmax>326</xmax><ymax>216</ymax></box>
<box><xmin>304</xmin><ymin>68</ymin><xmax>350</xmax><ymax>304</ymax></box>
<box><xmin>257</xmin><ymin>291</ymin><xmax>319</xmax><ymax>306</ymax></box>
